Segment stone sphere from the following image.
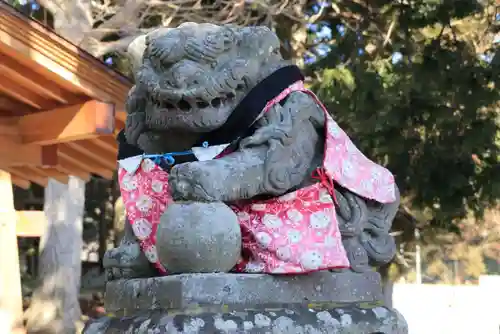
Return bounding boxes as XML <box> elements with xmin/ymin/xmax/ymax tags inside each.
<box><xmin>156</xmin><ymin>201</ymin><xmax>241</xmax><ymax>273</ymax></box>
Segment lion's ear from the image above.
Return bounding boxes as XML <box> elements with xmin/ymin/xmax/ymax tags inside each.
<box><xmin>127</xmin><ymin>28</ymin><xmax>174</xmax><ymax>76</ymax></box>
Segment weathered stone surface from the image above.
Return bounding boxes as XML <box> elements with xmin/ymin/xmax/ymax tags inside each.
<box><xmin>157</xmin><ymin>202</ymin><xmax>241</xmax><ymax>274</ymax></box>
<box><xmin>84</xmin><ymin>303</ymin><xmax>408</xmax><ymax>333</ymax></box>
<box><xmin>105</xmin><ymin>271</ymin><xmax>383</xmax><ymax>313</ymax></box>
<box><xmin>99</xmin><ymin>22</ymin><xmax>408</xmax><ymax>334</ymax></box>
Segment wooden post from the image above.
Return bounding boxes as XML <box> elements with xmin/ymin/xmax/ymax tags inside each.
<box><xmin>16</xmin><ymin>211</ymin><xmax>47</xmax><ymax>237</ymax></box>
<box><xmin>0</xmin><ymin>170</ymin><xmax>23</xmax><ymax>332</ymax></box>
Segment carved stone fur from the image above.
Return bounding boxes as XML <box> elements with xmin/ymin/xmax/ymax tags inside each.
<box><xmin>124</xmin><ymin>23</ymin><xmax>286</xmax><ymax>154</ymax></box>
<box><xmin>169</xmin><ymin>91</ymin><xmax>324</xmax><ymax>202</ymax></box>
<box><xmin>104</xmin><ymin>23</ymin><xmax>399</xmax><ymax>279</ymax></box>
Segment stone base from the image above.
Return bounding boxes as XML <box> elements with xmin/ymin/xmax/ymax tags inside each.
<box><xmin>85</xmin><ymin>272</ymin><xmax>408</xmax><ymax>333</ymax></box>
<box><xmin>105</xmin><ymin>271</ymin><xmax>384</xmax><ymax>314</ymax></box>
<box><xmin>84</xmin><ymin>303</ymin><xmax>408</xmax><ymax>333</ymax></box>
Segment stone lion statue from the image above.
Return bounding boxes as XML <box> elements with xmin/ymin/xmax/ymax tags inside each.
<box><xmin>103</xmin><ymin>23</ymin><xmax>400</xmax><ymax>280</ymax></box>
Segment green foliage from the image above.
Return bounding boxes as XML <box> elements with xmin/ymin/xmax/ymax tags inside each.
<box><xmin>310</xmin><ymin>0</ymin><xmax>500</xmax><ymax>229</ymax></box>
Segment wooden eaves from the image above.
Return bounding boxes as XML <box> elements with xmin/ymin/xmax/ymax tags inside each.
<box><xmin>0</xmin><ymin>3</ymin><xmax>133</xmax><ymax>328</ymax></box>
<box><xmin>0</xmin><ymin>1</ymin><xmax>133</xmax><ymax>188</ymax></box>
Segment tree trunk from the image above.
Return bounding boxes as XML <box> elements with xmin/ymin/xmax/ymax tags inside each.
<box><xmin>25</xmin><ymin>177</ymin><xmax>86</xmax><ymax>334</ymax></box>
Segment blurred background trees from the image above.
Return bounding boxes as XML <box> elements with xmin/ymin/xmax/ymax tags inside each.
<box><xmin>303</xmin><ymin>0</ymin><xmax>500</xmax><ymax>281</ymax></box>
<box><xmin>5</xmin><ymin>0</ymin><xmax>499</xmax><ymax>328</ymax></box>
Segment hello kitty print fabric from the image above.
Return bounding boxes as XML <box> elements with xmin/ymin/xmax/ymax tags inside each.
<box><xmin>118</xmin><ymin>159</ymin><xmax>171</xmax><ymax>273</ymax></box>
<box><xmin>287</xmin><ymin>82</ymin><xmax>396</xmax><ymax>203</ymax></box>
<box><xmin>230</xmin><ymin>183</ymin><xmax>350</xmax><ymax>273</ymax></box>
<box><xmin>117</xmin><ymin>80</ymin><xmax>396</xmax><ymax>275</ymax></box>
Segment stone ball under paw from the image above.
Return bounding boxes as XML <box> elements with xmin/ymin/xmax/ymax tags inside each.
<box><xmin>156</xmin><ymin>201</ymin><xmax>241</xmax><ymax>273</ymax></box>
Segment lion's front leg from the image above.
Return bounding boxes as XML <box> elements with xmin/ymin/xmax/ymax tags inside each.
<box><xmin>102</xmin><ymin>218</ymin><xmax>157</xmax><ymax>281</ymax></box>
<box><xmin>168</xmin><ymin>147</ymin><xmax>268</xmax><ymax>202</ymax></box>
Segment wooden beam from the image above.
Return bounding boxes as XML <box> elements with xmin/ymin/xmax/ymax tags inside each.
<box><xmin>0</xmin><ymin>138</ymin><xmax>58</xmax><ymax>167</ymax></box>
<box><xmin>16</xmin><ymin>210</ymin><xmax>46</xmax><ymax>237</ymax></box>
<box><xmin>58</xmin><ymin>145</ymin><xmax>113</xmax><ymax>179</ymax></box>
<box><xmin>10</xmin><ymin>175</ymin><xmax>30</xmax><ymax>189</ymax></box>
<box><xmin>56</xmin><ymin>158</ymin><xmax>91</xmax><ymax>182</ymax></box>
<box><xmin>18</xmin><ymin>100</ymin><xmax>115</xmax><ymax>145</ymax></box>
<box><xmin>0</xmin><ymin>117</ymin><xmax>18</xmax><ymax>137</ymax></box>
<box><xmin>25</xmin><ymin>166</ymin><xmax>69</xmax><ymax>184</ymax></box>
<box><xmin>115</xmin><ymin>119</ymin><xmax>126</xmax><ymax>133</ymax></box>
<box><xmin>116</xmin><ymin>111</ymin><xmax>127</xmax><ymax>123</ymax></box>
<box><xmin>7</xmin><ymin>168</ymin><xmax>48</xmax><ymax>188</ymax></box>
<box><xmin>0</xmin><ymin>2</ymin><xmax>131</xmax><ymax>114</ymax></box>
<box><xmin>0</xmin><ymin>51</ymin><xmax>75</xmax><ymax>104</ymax></box>
<box><xmin>0</xmin><ymin>73</ymin><xmax>51</xmax><ymax>109</ymax></box>
<box><xmin>0</xmin><ymin>94</ymin><xmax>37</xmax><ymax>116</ymax></box>
<box><xmin>0</xmin><ymin>170</ymin><xmax>23</xmax><ymax>329</ymax></box>
<box><xmin>65</xmin><ymin>141</ymin><xmax>116</xmax><ymax>171</ymax></box>
<box><xmin>92</xmin><ymin>136</ymin><xmax>118</xmax><ymax>154</ymax></box>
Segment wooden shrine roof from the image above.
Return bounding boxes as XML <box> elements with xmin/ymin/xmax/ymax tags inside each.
<box><xmin>0</xmin><ymin>2</ymin><xmax>132</xmax><ymax>189</ymax></box>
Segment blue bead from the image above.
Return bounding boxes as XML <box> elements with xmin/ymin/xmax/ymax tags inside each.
<box><xmin>165</xmin><ymin>155</ymin><xmax>175</xmax><ymax>165</ymax></box>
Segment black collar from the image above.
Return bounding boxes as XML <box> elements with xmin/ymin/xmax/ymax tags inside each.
<box><xmin>116</xmin><ymin>130</ymin><xmax>142</xmax><ymax>160</ymax></box>
<box><xmin>117</xmin><ymin>65</ymin><xmax>304</xmax><ymax>165</ymax></box>
<box><xmin>195</xmin><ymin>65</ymin><xmax>304</xmax><ymax>146</ymax></box>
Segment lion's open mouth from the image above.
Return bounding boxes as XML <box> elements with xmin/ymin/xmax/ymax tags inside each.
<box><xmin>148</xmin><ymin>82</ymin><xmax>246</xmax><ymax>113</ymax></box>
<box><xmin>145</xmin><ymin>95</ymin><xmax>238</xmax><ymax>132</ymax></box>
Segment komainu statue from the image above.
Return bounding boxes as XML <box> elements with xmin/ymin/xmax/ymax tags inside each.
<box><xmin>84</xmin><ymin>23</ymin><xmax>408</xmax><ymax>333</ymax></box>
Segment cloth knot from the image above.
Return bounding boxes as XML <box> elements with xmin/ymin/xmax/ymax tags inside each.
<box><xmin>312</xmin><ymin>167</ymin><xmax>338</xmax><ymax>205</ymax></box>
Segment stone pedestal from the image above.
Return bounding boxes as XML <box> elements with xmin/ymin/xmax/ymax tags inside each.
<box><xmin>83</xmin><ymin>271</ymin><xmax>408</xmax><ymax>333</ymax></box>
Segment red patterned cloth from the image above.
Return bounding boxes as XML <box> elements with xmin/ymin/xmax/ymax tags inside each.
<box><xmin>230</xmin><ymin>182</ymin><xmax>349</xmax><ymax>273</ymax></box>
<box><xmin>118</xmin><ymin>81</ymin><xmax>396</xmax><ymax>274</ymax></box>
<box><xmin>118</xmin><ymin>159</ymin><xmax>171</xmax><ymax>273</ymax></box>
